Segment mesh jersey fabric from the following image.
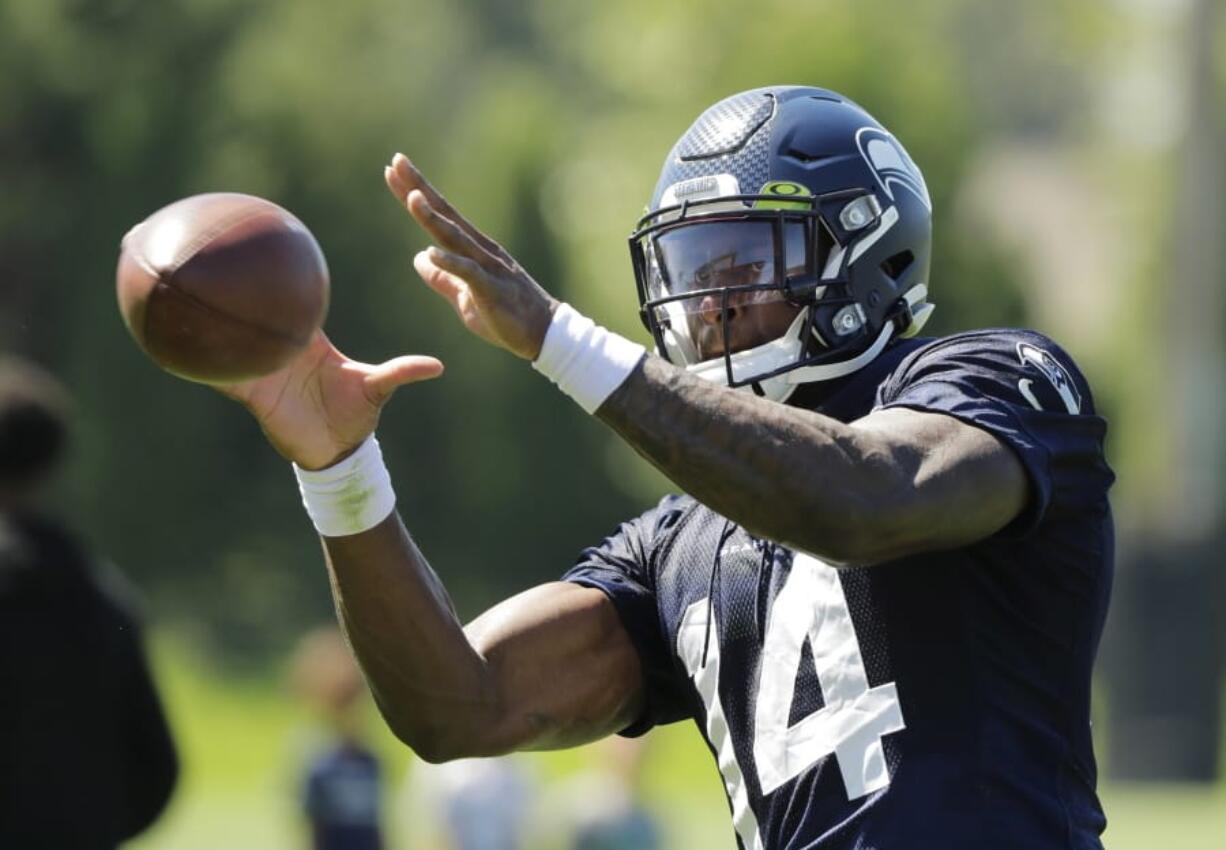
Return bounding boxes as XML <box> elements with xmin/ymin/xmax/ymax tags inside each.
<box><xmin>563</xmin><ymin>329</ymin><xmax>1113</xmax><ymax>850</ymax></box>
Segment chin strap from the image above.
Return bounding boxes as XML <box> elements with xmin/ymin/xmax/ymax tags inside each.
<box><xmin>781</xmin><ymin>284</ymin><xmax>931</xmax><ymax>389</ymax></box>
<box><xmin>785</xmin><ymin>320</ymin><xmax>895</xmax><ymax>385</ymax></box>
<box><xmin>682</xmin><ymin>285</ymin><xmax>932</xmax><ymax>402</ymax></box>
<box><xmin>684</xmin><ymin>308</ymin><xmax>812</xmax><ymax>392</ymax></box>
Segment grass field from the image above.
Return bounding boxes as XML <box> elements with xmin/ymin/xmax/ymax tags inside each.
<box><xmin>130</xmin><ymin>637</ymin><xmax>1226</xmax><ymax>850</ymax></box>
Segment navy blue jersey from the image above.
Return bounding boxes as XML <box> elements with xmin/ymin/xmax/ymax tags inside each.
<box><xmin>563</xmin><ymin>330</ymin><xmax>1114</xmax><ymax>850</ymax></box>
<box><xmin>302</xmin><ymin>743</ymin><xmax>383</xmax><ymax>850</ymax></box>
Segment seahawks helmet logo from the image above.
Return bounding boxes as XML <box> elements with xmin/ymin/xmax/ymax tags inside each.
<box><xmin>856</xmin><ymin>127</ymin><xmax>931</xmax><ymax>211</ymax></box>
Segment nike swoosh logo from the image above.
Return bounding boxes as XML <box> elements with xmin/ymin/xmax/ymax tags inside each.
<box><xmin>1018</xmin><ymin>378</ymin><xmax>1043</xmax><ymax>412</ymax></box>
<box><xmin>1018</xmin><ymin>377</ymin><xmax>1080</xmax><ymax>414</ymax></box>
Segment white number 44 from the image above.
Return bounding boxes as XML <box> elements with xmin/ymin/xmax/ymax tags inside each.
<box><xmin>678</xmin><ymin>553</ymin><xmax>905</xmax><ymax>846</ymax></box>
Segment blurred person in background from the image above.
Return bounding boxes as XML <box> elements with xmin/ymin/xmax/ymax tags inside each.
<box><xmin>563</xmin><ymin>738</ymin><xmax>660</xmax><ymax>850</ymax></box>
<box><xmin>0</xmin><ymin>356</ymin><xmax>178</xmax><ymax>849</ymax></box>
<box><xmin>401</xmin><ymin>754</ymin><xmax>535</xmax><ymax>850</ymax></box>
<box><xmin>219</xmin><ymin>86</ymin><xmax>1114</xmax><ymax>849</ymax></box>
<box><xmin>292</xmin><ymin>627</ymin><xmax>385</xmax><ymax>850</ymax></box>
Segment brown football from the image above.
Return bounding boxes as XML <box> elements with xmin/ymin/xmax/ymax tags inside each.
<box><xmin>117</xmin><ymin>193</ymin><xmax>330</xmax><ymax>384</ymax></box>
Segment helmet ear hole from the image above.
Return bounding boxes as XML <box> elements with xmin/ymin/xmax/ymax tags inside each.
<box><xmin>881</xmin><ymin>250</ymin><xmax>914</xmax><ymax>282</ymax></box>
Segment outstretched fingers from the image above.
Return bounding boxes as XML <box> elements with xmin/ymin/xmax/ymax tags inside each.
<box><xmin>363</xmin><ymin>355</ymin><xmax>445</xmax><ymax>403</ymax></box>
<box><xmin>413</xmin><ymin>248</ymin><xmax>485</xmax><ymax>305</ymax></box>
<box><xmin>412</xmin><ymin>248</ymin><xmax>498</xmax><ymax>338</ymax></box>
<box><xmin>386</xmin><ymin>153</ymin><xmax>515</xmax><ymax>265</ymax></box>
<box><xmin>406</xmin><ymin>190</ymin><xmax>495</xmax><ymax>266</ymax></box>
<box><xmin>386</xmin><ymin>154</ymin><xmax>552</xmax><ymax>360</ymax></box>
<box><xmin>386</xmin><ymin>153</ymin><xmax>441</xmax><ymax>204</ymax></box>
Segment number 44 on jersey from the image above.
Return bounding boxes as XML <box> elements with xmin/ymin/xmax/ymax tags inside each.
<box><xmin>677</xmin><ymin>553</ymin><xmax>906</xmax><ymax>845</ymax></box>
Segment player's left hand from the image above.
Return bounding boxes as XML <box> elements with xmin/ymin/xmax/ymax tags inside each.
<box><xmin>386</xmin><ymin>153</ymin><xmax>559</xmax><ymax>361</ymax></box>
<box><xmin>215</xmin><ymin>329</ymin><xmax>444</xmax><ymax>470</ymax></box>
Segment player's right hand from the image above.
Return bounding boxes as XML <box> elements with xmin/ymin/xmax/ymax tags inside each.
<box><xmin>385</xmin><ymin>154</ymin><xmax>559</xmax><ymax>362</ymax></box>
<box><xmin>214</xmin><ymin>330</ymin><xmax>444</xmax><ymax>470</ymax></box>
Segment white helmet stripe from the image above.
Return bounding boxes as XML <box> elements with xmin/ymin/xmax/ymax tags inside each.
<box><xmin>785</xmin><ymin>322</ymin><xmax>895</xmax><ymax>385</ymax></box>
<box><xmin>821</xmin><ymin>245</ymin><xmax>846</xmax><ymax>281</ymax></box>
<box><xmin>848</xmin><ymin>204</ymin><xmax>899</xmax><ymax>264</ymax></box>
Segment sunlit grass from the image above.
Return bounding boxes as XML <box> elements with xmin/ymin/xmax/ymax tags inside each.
<box><xmin>131</xmin><ymin>636</ymin><xmax>1222</xmax><ymax>850</ymax></box>
<box><xmin>1100</xmin><ymin>783</ymin><xmax>1226</xmax><ymax>850</ymax></box>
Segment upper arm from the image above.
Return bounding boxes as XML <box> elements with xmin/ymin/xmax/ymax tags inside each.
<box><xmin>844</xmin><ymin>406</ymin><xmax>1028</xmax><ymax>562</ymax></box>
<box><xmin>463</xmin><ymin>581</ymin><xmax>644</xmax><ymax>754</ymax></box>
<box><xmin>835</xmin><ymin>332</ymin><xmax>1112</xmax><ymax>564</ymax></box>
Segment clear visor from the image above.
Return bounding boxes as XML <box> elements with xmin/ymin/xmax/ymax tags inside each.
<box><xmin>646</xmin><ymin>219</ymin><xmax>807</xmax><ymax>305</ymax></box>
<box><xmin>642</xmin><ymin>219</ymin><xmax>808</xmax><ymax>363</ymax></box>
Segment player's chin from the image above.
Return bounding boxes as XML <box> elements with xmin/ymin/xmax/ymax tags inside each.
<box><xmin>693</xmin><ymin>329</ymin><xmax>727</xmax><ymax>361</ymax></box>
<box><xmin>698</xmin><ymin>332</ymin><xmax>769</xmax><ymax>362</ymax></box>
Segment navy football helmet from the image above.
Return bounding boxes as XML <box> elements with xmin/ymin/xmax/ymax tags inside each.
<box><xmin>630</xmin><ymin>86</ymin><xmax>934</xmax><ymax>401</ymax></box>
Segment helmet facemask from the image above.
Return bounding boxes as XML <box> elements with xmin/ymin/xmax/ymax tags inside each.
<box><xmin>631</xmin><ymin>87</ymin><xmax>936</xmax><ymax>400</ymax></box>
<box><xmin>631</xmin><ymin>187</ymin><xmax>912</xmax><ymax>401</ymax></box>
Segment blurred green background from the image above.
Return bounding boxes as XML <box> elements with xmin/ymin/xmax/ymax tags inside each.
<box><xmin>2</xmin><ymin>0</ymin><xmax>1224</xmax><ymax>847</ymax></box>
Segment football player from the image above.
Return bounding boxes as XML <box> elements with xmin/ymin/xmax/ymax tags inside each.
<box><xmin>219</xmin><ymin>87</ymin><xmax>1114</xmax><ymax>849</ymax></box>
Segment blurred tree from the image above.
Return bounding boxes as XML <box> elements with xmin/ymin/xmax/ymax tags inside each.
<box><xmin>1</xmin><ymin>0</ymin><xmax>1104</xmax><ymax>661</ymax></box>
<box><xmin>1103</xmin><ymin>0</ymin><xmax>1224</xmax><ymax>782</ymax></box>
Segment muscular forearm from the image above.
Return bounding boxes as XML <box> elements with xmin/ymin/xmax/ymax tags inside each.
<box><xmin>320</xmin><ymin>513</ymin><xmax>642</xmax><ymax>761</ymax></box>
<box><xmin>321</xmin><ymin>513</ymin><xmax>495</xmax><ymax>761</ymax></box>
<box><xmin>597</xmin><ymin>356</ymin><xmax>909</xmax><ymax>562</ymax></box>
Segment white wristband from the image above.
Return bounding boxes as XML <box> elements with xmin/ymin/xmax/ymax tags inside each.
<box><xmin>532</xmin><ymin>303</ymin><xmax>646</xmax><ymax>414</ymax></box>
<box><xmin>293</xmin><ymin>435</ymin><xmax>396</xmax><ymax>537</ymax></box>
